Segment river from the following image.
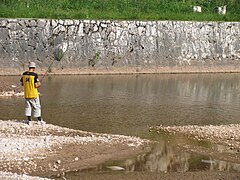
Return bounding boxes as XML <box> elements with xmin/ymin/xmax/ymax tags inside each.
<box><xmin>1</xmin><ymin>73</ymin><xmax>240</xmax><ymax>138</ymax></box>
<box><xmin>1</xmin><ymin>74</ymin><xmax>240</xmax><ymax>176</ymax></box>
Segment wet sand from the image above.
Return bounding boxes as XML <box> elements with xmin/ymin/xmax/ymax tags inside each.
<box><xmin>69</xmin><ymin>171</ymin><xmax>240</xmax><ymax>180</ymax></box>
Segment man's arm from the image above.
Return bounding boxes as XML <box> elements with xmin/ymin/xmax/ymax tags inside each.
<box><xmin>20</xmin><ymin>77</ymin><xmax>23</xmax><ymax>86</ymax></box>
<box><xmin>34</xmin><ymin>74</ymin><xmax>41</xmax><ymax>88</ymax></box>
<box><xmin>35</xmin><ymin>81</ymin><xmax>41</xmax><ymax>88</ymax></box>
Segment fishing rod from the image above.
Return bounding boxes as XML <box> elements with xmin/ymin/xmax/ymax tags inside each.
<box><xmin>40</xmin><ymin>43</ymin><xmax>68</xmax><ymax>82</ymax></box>
<box><xmin>11</xmin><ymin>42</ymin><xmax>68</xmax><ymax>88</ymax></box>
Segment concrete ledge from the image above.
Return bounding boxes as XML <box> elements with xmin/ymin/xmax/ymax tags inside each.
<box><xmin>1</xmin><ymin>65</ymin><xmax>240</xmax><ymax>76</ymax></box>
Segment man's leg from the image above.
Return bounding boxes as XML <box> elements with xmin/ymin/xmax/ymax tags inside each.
<box><xmin>32</xmin><ymin>97</ymin><xmax>45</xmax><ymax>124</ymax></box>
<box><xmin>25</xmin><ymin>99</ymin><xmax>32</xmax><ymax>121</ymax></box>
<box><xmin>25</xmin><ymin>99</ymin><xmax>32</xmax><ymax>124</ymax></box>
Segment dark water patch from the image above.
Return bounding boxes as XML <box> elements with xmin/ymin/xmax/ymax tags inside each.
<box><xmin>64</xmin><ymin>142</ymin><xmax>240</xmax><ymax>179</ymax></box>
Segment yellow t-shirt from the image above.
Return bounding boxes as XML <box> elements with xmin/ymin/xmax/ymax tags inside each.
<box><xmin>21</xmin><ymin>71</ymin><xmax>39</xmax><ymax>98</ymax></box>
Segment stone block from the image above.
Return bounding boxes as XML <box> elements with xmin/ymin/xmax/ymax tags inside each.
<box><xmin>51</xmin><ymin>20</ymin><xmax>58</xmax><ymax>28</ymax></box>
<box><xmin>26</xmin><ymin>20</ymin><xmax>37</xmax><ymax>27</ymax></box>
<box><xmin>0</xmin><ymin>20</ymin><xmax>8</xmax><ymax>27</ymax></box>
<box><xmin>0</xmin><ymin>28</ymin><xmax>9</xmax><ymax>41</ymax></box>
<box><xmin>37</xmin><ymin>19</ymin><xmax>46</xmax><ymax>28</ymax></box>
<box><xmin>7</xmin><ymin>23</ymin><xmax>19</xmax><ymax>30</ymax></box>
<box><xmin>64</xmin><ymin>20</ymin><xmax>74</xmax><ymax>26</ymax></box>
<box><xmin>100</xmin><ymin>23</ymin><xmax>108</xmax><ymax>28</ymax></box>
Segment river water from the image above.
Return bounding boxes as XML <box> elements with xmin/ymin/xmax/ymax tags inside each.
<box><xmin>1</xmin><ymin>73</ymin><xmax>240</xmax><ymax>138</ymax></box>
<box><xmin>1</xmin><ymin>74</ymin><xmax>240</xmax><ymax>175</ymax></box>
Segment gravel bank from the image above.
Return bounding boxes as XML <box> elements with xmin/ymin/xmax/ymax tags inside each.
<box><xmin>0</xmin><ymin>120</ymin><xmax>150</xmax><ymax>179</ymax></box>
<box><xmin>151</xmin><ymin>124</ymin><xmax>240</xmax><ymax>149</ymax></box>
<box><xmin>0</xmin><ymin>82</ymin><xmax>23</xmax><ymax>97</ymax></box>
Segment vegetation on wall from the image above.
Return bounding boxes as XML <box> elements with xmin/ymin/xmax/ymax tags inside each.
<box><xmin>0</xmin><ymin>0</ymin><xmax>239</xmax><ymax>21</ymax></box>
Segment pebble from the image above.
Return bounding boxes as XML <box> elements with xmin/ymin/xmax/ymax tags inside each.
<box><xmin>56</xmin><ymin>160</ymin><xmax>61</xmax><ymax>164</ymax></box>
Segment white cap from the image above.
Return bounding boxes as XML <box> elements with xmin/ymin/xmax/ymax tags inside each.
<box><xmin>28</xmin><ymin>62</ymin><xmax>36</xmax><ymax>68</ymax></box>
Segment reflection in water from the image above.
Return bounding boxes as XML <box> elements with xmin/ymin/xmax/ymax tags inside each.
<box><xmin>100</xmin><ymin>143</ymin><xmax>240</xmax><ymax>174</ymax></box>
<box><xmin>203</xmin><ymin>158</ymin><xmax>240</xmax><ymax>172</ymax></box>
<box><xmin>124</xmin><ymin>143</ymin><xmax>190</xmax><ymax>173</ymax></box>
<box><xmin>65</xmin><ymin>142</ymin><xmax>240</xmax><ymax>179</ymax></box>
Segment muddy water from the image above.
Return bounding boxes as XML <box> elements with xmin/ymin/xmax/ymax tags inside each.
<box><xmin>1</xmin><ymin>74</ymin><xmax>240</xmax><ymax>138</ymax></box>
<box><xmin>1</xmin><ymin>74</ymin><xmax>240</xmax><ymax>175</ymax></box>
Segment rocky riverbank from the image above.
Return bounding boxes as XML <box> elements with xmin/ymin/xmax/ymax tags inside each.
<box><xmin>151</xmin><ymin>124</ymin><xmax>240</xmax><ymax>150</ymax></box>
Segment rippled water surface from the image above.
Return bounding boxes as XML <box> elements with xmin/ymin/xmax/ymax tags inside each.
<box><xmin>1</xmin><ymin>74</ymin><xmax>240</xmax><ymax>138</ymax></box>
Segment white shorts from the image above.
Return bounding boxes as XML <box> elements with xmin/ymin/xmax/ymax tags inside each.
<box><xmin>25</xmin><ymin>97</ymin><xmax>41</xmax><ymax>117</ymax></box>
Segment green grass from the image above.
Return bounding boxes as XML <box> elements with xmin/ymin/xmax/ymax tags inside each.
<box><xmin>0</xmin><ymin>0</ymin><xmax>239</xmax><ymax>21</ymax></box>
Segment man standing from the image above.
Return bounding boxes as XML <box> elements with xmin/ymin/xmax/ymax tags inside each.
<box><xmin>21</xmin><ymin>62</ymin><xmax>45</xmax><ymax>125</ymax></box>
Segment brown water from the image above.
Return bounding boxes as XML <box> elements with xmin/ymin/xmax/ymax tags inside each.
<box><xmin>1</xmin><ymin>74</ymin><xmax>240</xmax><ymax>138</ymax></box>
<box><xmin>1</xmin><ymin>74</ymin><xmax>240</xmax><ymax>176</ymax></box>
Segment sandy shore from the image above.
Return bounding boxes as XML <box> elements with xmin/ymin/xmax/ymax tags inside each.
<box><xmin>0</xmin><ymin>120</ymin><xmax>149</xmax><ymax>179</ymax></box>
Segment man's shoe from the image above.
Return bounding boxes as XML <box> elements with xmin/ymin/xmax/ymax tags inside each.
<box><xmin>27</xmin><ymin>120</ymin><xmax>33</xmax><ymax>126</ymax></box>
<box><xmin>38</xmin><ymin>119</ymin><xmax>46</xmax><ymax>125</ymax></box>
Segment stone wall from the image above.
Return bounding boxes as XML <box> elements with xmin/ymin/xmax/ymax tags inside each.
<box><xmin>0</xmin><ymin>18</ymin><xmax>240</xmax><ymax>75</ymax></box>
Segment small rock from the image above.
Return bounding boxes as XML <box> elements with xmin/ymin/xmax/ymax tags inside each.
<box><xmin>107</xmin><ymin>166</ymin><xmax>125</xmax><ymax>171</ymax></box>
<box><xmin>56</xmin><ymin>160</ymin><xmax>61</xmax><ymax>164</ymax></box>
<box><xmin>23</xmin><ymin>157</ymin><xmax>30</xmax><ymax>161</ymax></box>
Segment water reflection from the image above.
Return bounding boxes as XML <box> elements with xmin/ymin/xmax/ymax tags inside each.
<box><xmin>124</xmin><ymin>143</ymin><xmax>190</xmax><ymax>173</ymax></box>
<box><xmin>64</xmin><ymin>142</ymin><xmax>240</xmax><ymax>179</ymax></box>
<box><xmin>96</xmin><ymin>143</ymin><xmax>240</xmax><ymax>174</ymax></box>
<box><xmin>202</xmin><ymin>158</ymin><xmax>240</xmax><ymax>172</ymax></box>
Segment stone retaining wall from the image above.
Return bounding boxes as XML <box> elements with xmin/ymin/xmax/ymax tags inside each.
<box><xmin>0</xmin><ymin>18</ymin><xmax>240</xmax><ymax>75</ymax></box>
